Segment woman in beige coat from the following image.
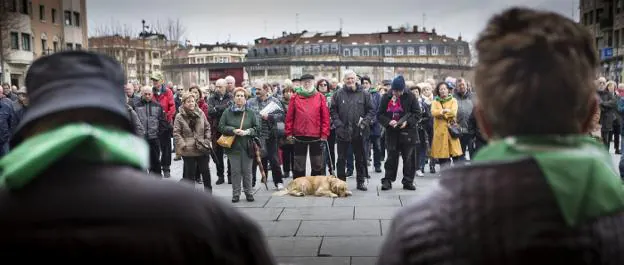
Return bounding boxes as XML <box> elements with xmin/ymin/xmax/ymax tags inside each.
<box><xmin>174</xmin><ymin>93</ymin><xmax>212</xmax><ymax>192</ymax></box>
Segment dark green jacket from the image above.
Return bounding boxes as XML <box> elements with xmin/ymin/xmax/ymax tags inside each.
<box><xmin>218</xmin><ymin>108</ymin><xmax>258</xmax><ymax>154</ymax></box>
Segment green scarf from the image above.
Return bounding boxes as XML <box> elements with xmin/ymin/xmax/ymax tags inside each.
<box><xmin>369</xmin><ymin>88</ymin><xmax>379</xmax><ymax>93</ymax></box>
<box><xmin>0</xmin><ymin>123</ymin><xmax>149</xmax><ymax>190</ymax></box>
<box><xmin>435</xmin><ymin>95</ymin><xmax>453</xmax><ymax>103</ymax></box>
<box><xmin>473</xmin><ymin>135</ymin><xmax>624</xmax><ymax>227</ymax></box>
<box><xmin>294</xmin><ymin>86</ymin><xmax>317</xmax><ymax>98</ymax></box>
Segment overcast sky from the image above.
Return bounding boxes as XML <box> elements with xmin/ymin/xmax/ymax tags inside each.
<box><xmin>87</xmin><ymin>0</ymin><xmax>578</xmax><ymax>45</ymax></box>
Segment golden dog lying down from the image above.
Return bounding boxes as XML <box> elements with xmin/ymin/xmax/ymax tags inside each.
<box><xmin>273</xmin><ymin>175</ymin><xmax>353</xmax><ymax>198</ymax></box>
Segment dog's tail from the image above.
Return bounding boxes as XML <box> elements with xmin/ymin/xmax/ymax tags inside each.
<box><xmin>272</xmin><ymin>189</ymin><xmax>289</xmax><ymax>196</ymax></box>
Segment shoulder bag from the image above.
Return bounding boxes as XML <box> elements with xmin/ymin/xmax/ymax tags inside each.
<box><xmin>217</xmin><ymin>111</ymin><xmax>246</xmax><ymax>148</ymax></box>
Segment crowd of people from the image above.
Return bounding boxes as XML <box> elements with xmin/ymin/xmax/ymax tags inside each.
<box><xmin>1</xmin><ymin>6</ymin><xmax>624</xmax><ymax>264</ymax></box>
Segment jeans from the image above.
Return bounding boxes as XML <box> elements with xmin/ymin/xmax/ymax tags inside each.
<box><xmin>369</xmin><ymin>135</ymin><xmax>382</xmax><ymax>169</ymax></box>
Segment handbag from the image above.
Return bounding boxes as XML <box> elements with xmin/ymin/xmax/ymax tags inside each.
<box><xmin>195</xmin><ymin>137</ymin><xmax>212</xmax><ymax>154</ymax></box>
<box><xmin>217</xmin><ymin>111</ymin><xmax>246</xmax><ymax>148</ymax></box>
<box><xmin>447</xmin><ymin>119</ymin><xmax>461</xmax><ymax>139</ymax></box>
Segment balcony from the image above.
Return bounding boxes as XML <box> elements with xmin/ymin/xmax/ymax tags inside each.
<box><xmin>600</xmin><ymin>17</ymin><xmax>614</xmax><ymax>30</ymax></box>
<box><xmin>6</xmin><ymin>50</ymin><xmax>34</xmax><ymax>65</ymax></box>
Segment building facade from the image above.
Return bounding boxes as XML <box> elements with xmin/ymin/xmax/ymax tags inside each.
<box><xmin>163</xmin><ymin>42</ymin><xmax>248</xmax><ymax>88</ymax></box>
<box><xmin>246</xmin><ymin>25</ymin><xmax>471</xmax><ymax>83</ymax></box>
<box><xmin>581</xmin><ymin>0</ymin><xmax>624</xmax><ymax>80</ymax></box>
<box><xmin>1</xmin><ymin>0</ymin><xmax>87</xmax><ymax>87</ymax></box>
<box><xmin>89</xmin><ymin>33</ymin><xmax>167</xmax><ymax>85</ymax></box>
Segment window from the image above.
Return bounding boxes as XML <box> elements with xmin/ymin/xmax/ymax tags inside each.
<box><xmin>252</xmin><ymin>49</ymin><xmax>258</xmax><ymax>57</ymax></box>
<box><xmin>41</xmin><ymin>39</ymin><xmax>47</xmax><ymax>53</ymax></box>
<box><xmin>8</xmin><ymin>0</ymin><xmax>16</xmax><ymax>12</ymax></box>
<box><xmin>372</xmin><ymin>48</ymin><xmax>379</xmax><ymax>56</ymax></box>
<box><xmin>419</xmin><ymin>46</ymin><xmax>427</xmax><ymax>55</ymax></box>
<box><xmin>64</xmin><ymin>10</ymin><xmax>72</xmax><ymax>26</ymax></box>
<box><xmin>407</xmin><ymin>47</ymin><xmax>415</xmax><ymax>55</ymax></box>
<box><xmin>295</xmin><ymin>46</ymin><xmax>302</xmax><ymax>56</ymax></box>
<box><xmin>73</xmin><ymin>12</ymin><xmax>80</xmax><ymax>27</ymax></box>
<box><xmin>330</xmin><ymin>44</ymin><xmax>338</xmax><ymax>54</ymax></box>
<box><xmin>20</xmin><ymin>0</ymin><xmax>29</xmax><ymax>15</ymax></box>
<box><xmin>39</xmin><ymin>5</ymin><xmax>45</xmax><ymax>20</ymax></box>
<box><xmin>322</xmin><ymin>45</ymin><xmax>329</xmax><ymax>54</ymax></box>
<box><xmin>362</xmin><ymin>48</ymin><xmax>369</xmax><ymax>56</ymax></box>
<box><xmin>384</xmin><ymin>47</ymin><xmax>392</xmax><ymax>56</ymax></box>
<box><xmin>283</xmin><ymin>47</ymin><xmax>288</xmax><ymax>54</ymax></box>
<box><xmin>66</xmin><ymin>43</ymin><xmax>73</xmax><ymax>50</ymax></box>
<box><xmin>21</xmin><ymin>33</ymin><xmax>31</xmax><ymax>51</ymax></box>
<box><xmin>153</xmin><ymin>52</ymin><xmax>159</xmax><ymax>58</ymax></box>
<box><xmin>75</xmin><ymin>44</ymin><xmax>82</xmax><ymax>50</ymax></box>
<box><xmin>444</xmin><ymin>46</ymin><xmax>451</xmax><ymax>55</ymax></box>
<box><xmin>10</xmin><ymin>32</ymin><xmax>19</xmax><ymax>50</ymax></box>
<box><xmin>53</xmin><ymin>41</ymin><xmax>58</xmax><ymax>52</ymax></box>
<box><xmin>304</xmin><ymin>46</ymin><xmax>311</xmax><ymax>55</ymax></box>
<box><xmin>353</xmin><ymin>48</ymin><xmax>360</xmax><ymax>56</ymax></box>
<box><xmin>313</xmin><ymin>46</ymin><xmax>320</xmax><ymax>55</ymax></box>
<box><xmin>457</xmin><ymin>46</ymin><xmax>464</xmax><ymax>55</ymax></box>
<box><xmin>51</xmin><ymin>8</ymin><xmax>56</xmax><ymax>23</ymax></box>
<box><xmin>343</xmin><ymin>49</ymin><xmax>351</xmax><ymax>57</ymax></box>
<box><xmin>431</xmin><ymin>46</ymin><xmax>439</xmax><ymax>56</ymax></box>
<box><xmin>396</xmin><ymin>47</ymin><xmax>404</xmax><ymax>56</ymax></box>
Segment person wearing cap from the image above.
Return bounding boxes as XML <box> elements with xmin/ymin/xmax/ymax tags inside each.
<box><xmin>208</xmin><ymin>78</ymin><xmax>233</xmax><ymax>185</ymax></box>
<box><xmin>285</xmin><ymin>74</ymin><xmax>330</xmax><ymax>178</ymax></box>
<box><xmin>0</xmin><ymin>51</ymin><xmax>276</xmax><ymax>264</ymax></box>
<box><xmin>11</xmin><ymin>87</ymin><xmax>28</xmax><ymax>127</ymax></box>
<box><xmin>377</xmin><ymin>76</ymin><xmax>420</xmax><ymax>191</ymax></box>
<box><xmin>362</xmin><ymin>76</ymin><xmax>383</xmax><ymax>173</ymax></box>
<box><xmin>330</xmin><ymin>70</ymin><xmax>375</xmax><ymax>191</ymax></box>
<box><xmin>0</xmin><ymin>85</ymin><xmax>13</xmax><ymax>158</ymax></box>
<box><xmin>135</xmin><ymin>85</ymin><xmax>169</xmax><ymax>176</ymax></box>
<box><xmin>291</xmin><ymin>78</ymin><xmax>301</xmax><ymax>89</ymax></box>
<box><xmin>150</xmin><ymin>72</ymin><xmax>176</xmax><ymax>178</ymax></box>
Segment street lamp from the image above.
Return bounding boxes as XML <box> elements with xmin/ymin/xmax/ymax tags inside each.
<box><xmin>140</xmin><ymin>19</ymin><xmax>150</xmax><ymax>85</ymax></box>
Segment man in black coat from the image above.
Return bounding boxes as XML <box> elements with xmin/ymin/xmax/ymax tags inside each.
<box><xmin>0</xmin><ymin>51</ymin><xmax>275</xmax><ymax>264</ymax></box>
<box><xmin>377</xmin><ymin>76</ymin><xmax>421</xmax><ymax>191</ymax></box>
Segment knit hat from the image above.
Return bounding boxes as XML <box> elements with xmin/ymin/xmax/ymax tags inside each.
<box><xmin>391</xmin><ymin>76</ymin><xmax>406</xmax><ymax>91</ymax></box>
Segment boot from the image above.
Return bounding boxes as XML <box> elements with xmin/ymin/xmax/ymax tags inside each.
<box><xmin>356</xmin><ymin>182</ymin><xmax>368</xmax><ymax>191</ymax></box>
<box><xmin>173</xmin><ymin>154</ymin><xmax>181</xmax><ymax>161</ymax></box>
<box><xmin>245</xmin><ymin>193</ymin><xmax>255</xmax><ymax>202</ymax></box>
<box><xmin>216</xmin><ymin>178</ymin><xmax>225</xmax><ymax>185</ymax></box>
<box><xmin>381</xmin><ymin>180</ymin><xmax>392</xmax><ymax>191</ymax></box>
<box><xmin>163</xmin><ymin>170</ymin><xmax>171</xmax><ymax>178</ymax></box>
<box><xmin>403</xmin><ymin>183</ymin><xmax>416</xmax><ymax>190</ymax></box>
<box><xmin>429</xmin><ymin>163</ymin><xmax>436</xmax><ymax>174</ymax></box>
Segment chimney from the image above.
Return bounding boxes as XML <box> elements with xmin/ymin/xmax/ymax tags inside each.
<box><xmin>458</xmin><ymin>35</ymin><xmax>462</xmax><ymax>41</ymax></box>
<box><xmin>399</xmin><ymin>27</ymin><xmax>405</xmax><ymax>33</ymax></box>
<box><xmin>413</xmin><ymin>25</ymin><xmax>418</xmax><ymax>32</ymax></box>
<box><xmin>282</xmin><ymin>31</ymin><xmax>287</xmax><ymax>37</ymax></box>
<box><xmin>432</xmin><ymin>28</ymin><xmax>436</xmax><ymax>35</ymax></box>
<box><xmin>422</xmin><ymin>27</ymin><xmax>427</xmax><ymax>33</ymax></box>
<box><xmin>387</xmin><ymin>26</ymin><xmax>393</xmax><ymax>33</ymax></box>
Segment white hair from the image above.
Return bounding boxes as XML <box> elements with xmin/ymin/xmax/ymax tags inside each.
<box><xmin>343</xmin><ymin>70</ymin><xmax>357</xmax><ymax>80</ymax></box>
<box><xmin>253</xmin><ymin>79</ymin><xmax>264</xmax><ymax>88</ymax></box>
<box><xmin>215</xmin><ymin>78</ymin><xmax>227</xmax><ymax>87</ymax></box>
<box><xmin>225</xmin><ymin>75</ymin><xmax>236</xmax><ymax>83</ymax></box>
<box><xmin>597</xmin><ymin>77</ymin><xmax>607</xmax><ymax>83</ymax></box>
<box><xmin>283</xmin><ymin>79</ymin><xmax>293</xmax><ymax>87</ymax></box>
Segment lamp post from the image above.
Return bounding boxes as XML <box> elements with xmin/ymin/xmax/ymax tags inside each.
<box><xmin>140</xmin><ymin>19</ymin><xmax>150</xmax><ymax>85</ymax></box>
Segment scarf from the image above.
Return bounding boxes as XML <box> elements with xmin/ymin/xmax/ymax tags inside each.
<box><xmin>0</xmin><ymin>123</ymin><xmax>149</xmax><ymax>190</ymax></box>
<box><xmin>386</xmin><ymin>96</ymin><xmax>403</xmax><ymax>121</ymax></box>
<box><xmin>435</xmin><ymin>95</ymin><xmax>454</xmax><ymax>103</ymax></box>
<box><xmin>181</xmin><ymin>106</ymin><xmax>200</xmax><ymax>129</ymax></box>
<box><xmin>295</xmin><ymin>86</ymin><xmax>317</xmax><ymax>98</ymax></box>
<box><xmin>230</xmin><ymin>104</ymin><xmax>246</xmax><ymax>113</ymax></box>
<box><xmin>473</xmin><ymin>135</ymin><xmax>624</xmax><ymax>227</ymax></box>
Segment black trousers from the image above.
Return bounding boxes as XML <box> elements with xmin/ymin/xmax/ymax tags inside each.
<box><xmin>383</xmin><ymin>140</ymin><xmax>415</xmax><ymax>185</ymax></box>
<box><xmin>602</xmin><ymin>130</ymin><xmax>612</xmax><ymax>150</ymax></box>
<box><xmin>182</xmin><ymin>156</ymin><xmax>212</xmax><ymax>190</ymax></box>
<box><xmin>147</xmin><ymin>138</ymin><xmax>162</xmax><ymax>176</ymax></box>
<box><xmin>158</xmin><ymin>128</ymin><xmax>172</xmax><ymax>171</ymax></box>
<box><xmin>281</xmin><ymin>143</ymin><xmax>295</xmax><ymax>175</ymax></box>
<box><xmin>293</xmin><ymin>137</ymin><xmax>324</xmax><ymax>178</ymax></box>
<box><xmin>336</xmin><ymin>135</ymin><xmax>367</xmax><ymax>183</ymax></box>
<box><xmin>252</xmin><ymin>137</ymin><xmax>284</xmax><ymax>186</ymax></box>
<box><xmin>458</xmin><ymin>133</ymin><xmax>475</xmax><ymax>161</ymax></box>
<box><xmin>212</xmin><ymin>143</ymin><xmax>231</xmax><ymax>182</ymax></box>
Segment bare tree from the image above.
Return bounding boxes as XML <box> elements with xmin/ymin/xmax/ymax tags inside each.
<box><xmin>153</xmin><ymin>18</ymin><xmax>186</xmax><ymax>65</ymax></box>
<box><xmin>0</xmin><ymin>0</ymin><xmax>23</xmax><ymax>83</ymax></box>
<box><xmin>468</xmin><ymin>40</ymin><xmax>478</xmax><ymax>66</ymax></box>
<box><xmin>89</xmin><ymin>19</ymin><xmax>137</xmax><ymax>82</ymax></box>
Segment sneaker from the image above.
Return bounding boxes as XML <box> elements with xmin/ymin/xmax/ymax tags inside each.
<box><xmin>416</xmin><ymin>170</ymin><xmax>424</xmax><ymax>177</ymax></box>
<box><xmin>232</xmin><ymin>196</ymin><xmax>240</xmax><ymax>203</ymax></box>
<box><xmin>216</xmin><ymin>179</ymin><xmax>225</xmax><ymax>185</ymax></box>
<box><xmin>245</xmin><ymin>194</ymin><xmax>255</xmax><ymax>202</ymax></box>
<box><xmin>375</xmin><ymin>167</ymin><xmax>382</xmax><ymax>173</ymax></box>
<box><xmin>356</xmin><ymin>182</ymin><xmax>368</xmax><ymax>191</ymax></box>
<box><xmin>403</xmin><ymin>183</ymin><xmax>416</xmax><ymax>190</ymax></box>
<box><xmin>381</xmin><ymin>181</ymin><xmax>392</xmax><ymax>191</ymax></box>
<box><xmin>276</xmin><ymin>183</ymin><xmax>285</xmax><ymax>191</ymax></box>
<box><xmin>163</xmin><ymin>171</ymin><xmax>171</xmax><ymax>178</ymax></box>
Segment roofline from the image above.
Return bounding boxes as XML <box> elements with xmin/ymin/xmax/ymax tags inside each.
<box><xmin>162</xmin><ymin>60</ymin><xmax>472</xmax><ymax>71</ymax></box>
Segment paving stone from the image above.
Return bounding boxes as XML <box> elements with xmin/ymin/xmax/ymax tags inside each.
<box><xmin>265</xmin><ymin>196</ymin><xmax>334</xmax><ymax>208</ymax></box>
<box><xmin>276</xmin><ymin>257</ymin><xmax>350</xmax><ymax>265</ymax></box>
<box><xmin>333</xmin><ymin>196</ymin><xmax>401</xmax><ymax>207</ymax></box>
<box><xmin>268</xmin><ymin>237</ymin><xmax>322</xmax><ymax>257</ymax></box>
<box><xmin>297</xmin><ymin>220</ymin><xmax>380</xmax><ymax>236</ymax></box>
<box><xmin>354</xmin><ymin>206</ymin><xmax>402</xmax><ymax>220</ymax></box>
<box><xmin>279</xmin><ymin>207</ymin><xmax>354</xmax><ymax>221</ymax></box>
<box><xmin>380</xmin><ymin>220</ymin><xmax>392</xmax><ymax>236</ymax></box>
<box><xmin>256</xmin><ymin>220</ymin><xmax>301</xmax><ymax>237</ymax></box>
<box><xmin>214</xmin><ymin>195</ymin><xmax>271</xmax><ymax>208</ymax></box>
<box><xmin>319</xmin><ymin>236</ymin><xmax>384</xmax><ymax>257</ymax></box>
<box><xmin>236</xmin><ymin>207</ymin><xmax>284</xmax><ymax>221</ymax></box>
<box><xmin>351</xmin><ymin>257</ymin><xmax>377</xmax><ymax>265</ymax></box>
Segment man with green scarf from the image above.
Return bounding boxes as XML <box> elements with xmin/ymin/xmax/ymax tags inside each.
<box><xmin>378</xmin><ymin>7</ymin><xmax>624</xmax><ymax>265</ymax></box>
<box><xmin>0</xmin><ymin>51</ymin><xmax>276</xmax><ymax>264</ymax></box>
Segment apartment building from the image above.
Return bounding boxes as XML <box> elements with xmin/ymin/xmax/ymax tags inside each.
<box><xmin>1</xmin><ymin>0</ymin><xmax>87</xmax><ymax>87</ymax></box>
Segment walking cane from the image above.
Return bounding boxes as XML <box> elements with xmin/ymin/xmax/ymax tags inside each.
<box><xmin>324</xmin><ymin>140</ymin><xmax>335</xmax><ymax>176</ymax></box>
<box><xmin>252</xmin><ymin>139</ymin><xmax>269</xmax><ymax>190</ymax></box>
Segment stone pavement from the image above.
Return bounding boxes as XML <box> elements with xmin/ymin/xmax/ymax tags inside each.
<box><xmin>166</xmin><ymin>152</ymin><xmax>622</xmax><ymax>265</ymax></box>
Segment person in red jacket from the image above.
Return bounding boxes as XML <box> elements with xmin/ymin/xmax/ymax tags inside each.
<box><xmin>284</xmin><ymin>74</ymin><xmax>330</xmax><ymax>178</ymax></box>
<box><xmin>151</xmin><ymin>72</ymin><xmax>176</xmax><ymax>178</ymax></box>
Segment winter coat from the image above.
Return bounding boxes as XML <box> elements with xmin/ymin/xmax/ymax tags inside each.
<box><xmin>378</xmin><ymin>91</ymin><xmax>421</xmax><ymax>148</ymax></box>
<box><xmin>598</xmin><ymin>90</ymin><xmax>617</xmax><ymax>131</ymax></box>
<box><xmin>430</xmin><ymin>98</ymin><xmax>463</xmax><ymax>159</ymax></box>
<box><xmin>135</xmin><ymin>100</ymin><xmax>167</xmax><ymax>140</ymax></box>
<box><xmin>285</xmin><ymin>92</ymin><xmax>330</xmax><ymax>139</ymax></box>
<box><xmin>369</xmin><ymin>90</ymin><xmax>382</xmax><ymax>136</ymax></box>
<box><xmin>154</xmin><ymin>84</ymin><xmax>176</xmax><ymax>123</ymax></box>
<box><xmin>218</xmin><ymin>107</ymin><xmax>257</xmax><ymax>155</ymax></box>
<box><xmin>208</xmin><ymin>92</ymin><xmax>232</xmax><ymax>143</ymax></box>
<box><xmin>330</xmin><ymin>85</ymin><xmax>375</xmax><ymax>142</ymax></box>
<box><xmin>377</xmin><ymin>158</ymin><xmax>624</xmax><ymax>265</ymax></box>
<box><xmin>247</xmin><ymin>96</ymin><xmax>284</xmax><ymax>139</ymax></box>
<box><xmin>174</xmin><ymin>106</ymin><xmax>211</xmax><ymax>157</ymax></box>
<box><xmin>127</xmin><ymin>105</ymin><xmax>145</xmax><ymax>137</ymax></box>
<box><xmin>0</xmin><ymin>102</ymin><xmax>12</xmax><ymax>146</ymax></box>
<box><xmin>0</xmin><ymin>161</ymin><xmax>276</xmax><ymax>264</ymax></box>
<box><xmin>454</xmin><ymin>91</ymin><xmax>474</xmax><ymax>135</ymax></box>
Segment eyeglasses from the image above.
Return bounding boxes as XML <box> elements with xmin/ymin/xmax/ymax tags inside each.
<box><xmin>319</xmin><ymin>83</ymin><xmax>327</xmax><ymax>87</ymax></box>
